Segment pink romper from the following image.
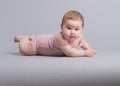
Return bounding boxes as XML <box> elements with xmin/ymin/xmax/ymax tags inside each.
<box><xmin>36</xmin><ymin>35</ymin><xmax>64</xmax><ymax>56</ymax></box>
<box><xmin>35</xmin><ymin>34</ymin><xmax>86</xmax><ymax>56</ymax></box>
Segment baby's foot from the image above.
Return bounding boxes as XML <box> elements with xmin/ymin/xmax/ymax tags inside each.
<box><xmin>14</xmin><ymin>36</ymin><xmax>28</xmax><ymax>42</ymax></box>
<box><xmin>29</xmin><ymin>35</ymin><xmax>34</xmax><ymax>41</ymax></box>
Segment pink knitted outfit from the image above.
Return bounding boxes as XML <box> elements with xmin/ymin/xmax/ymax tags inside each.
<box><xmin>35</xmin><ymin>34</ymin><xmax>85</xmax><ymax>56</ymax></box>
<box><xmin>36</xmin><ymin>35</ymin><xmax>64</xmax><ymax>56</ymax></box>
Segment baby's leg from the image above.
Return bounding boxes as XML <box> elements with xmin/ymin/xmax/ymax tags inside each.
<box><xmin>19</xmin><ymin>36</ymin><xmax>36</xmax><ymax>55</ymax></box>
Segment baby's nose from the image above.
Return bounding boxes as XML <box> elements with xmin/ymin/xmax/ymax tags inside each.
<box><xmin>71</xmin><ymin>30</ymin><xmax>75</xmax><ymax>33</ymax></box>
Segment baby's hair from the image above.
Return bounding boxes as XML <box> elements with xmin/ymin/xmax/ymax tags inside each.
<box><xmin>61</xmin><ymin>10</ymin><xmax>84</xmax><ymax>27</ymax></box>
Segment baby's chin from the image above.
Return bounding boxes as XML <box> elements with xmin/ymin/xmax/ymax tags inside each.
<box><xmin>67</xmin><ymin>38</ymin><xmax>76</xmax><ymax>42</ymax></box>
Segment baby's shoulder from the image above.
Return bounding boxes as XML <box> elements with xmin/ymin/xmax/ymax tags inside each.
<box><xmin>54</xmin><ymin>33</ymin><xmax>68</xmax><ymax>46</ymax></box>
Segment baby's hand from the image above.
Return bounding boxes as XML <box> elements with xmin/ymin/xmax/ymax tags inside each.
<box><xmin>84</xmin><ymin>49</ymin><xmax>97</xmax><ymax>57</ymax></box>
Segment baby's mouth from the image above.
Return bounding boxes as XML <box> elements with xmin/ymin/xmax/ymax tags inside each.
<box><xmin>69</xmin><ymin>35</ymin><xmax>75</xmax><ymax>38</ymax></box>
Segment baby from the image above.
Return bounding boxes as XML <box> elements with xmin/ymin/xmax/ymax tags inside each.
<box><xmin>14</xmin><ymin>10</ymin><xmax>96</xmax><ymax>57</ymax></box>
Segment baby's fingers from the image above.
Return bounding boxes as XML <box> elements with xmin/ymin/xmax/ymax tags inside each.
<box><xmin>84</xmin><ymin>51</ymin><xmax>94</xmax><ymax>57</ymax></box>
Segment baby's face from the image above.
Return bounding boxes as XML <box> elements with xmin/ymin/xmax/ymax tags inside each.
<box><xmin>61</xmin><ymin>19</ymin><xmax>83</xmax><ymax>42</ymax></box>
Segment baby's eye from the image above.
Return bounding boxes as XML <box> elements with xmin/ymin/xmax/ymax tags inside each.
<box><xmin>75</xmin><ymin>28</ymin><xmax>79</xmax><ymax>31</ymax></box>
<box><xmin>67</xmin><ymin>27</ymin><xmax>71</xmax><ymax>30</ymax></box>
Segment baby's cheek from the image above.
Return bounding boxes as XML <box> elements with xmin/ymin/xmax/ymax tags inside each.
<box><xmin>63</xmin><ymin>32</ymin><xmax>69</xmax><ymax>37</ymax></box>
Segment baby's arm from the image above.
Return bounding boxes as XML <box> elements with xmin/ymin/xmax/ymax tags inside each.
<box><xmin>59</xmin><ymin>45</ymin><xmax>85</xmax><ymax>57</ymax></box>
<box><xmin>80</xmin><ymin>37</ymin><xmax>96</xmax><ymax>56</ymax></box>
<box><xmin>60</xmin><ymin>45</ymin><xmax>96</xmax><ymax>57</ymax></box>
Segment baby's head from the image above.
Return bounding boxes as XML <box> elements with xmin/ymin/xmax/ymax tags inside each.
<box><xmin>61</xmin><ymin>10</ymin><xmax>84</xmax><ymax>28</ymax></box>
<box><xmin>61</xmin><ymin>10</ymin><xmax>84</xmax><ymax>42</ymax></box>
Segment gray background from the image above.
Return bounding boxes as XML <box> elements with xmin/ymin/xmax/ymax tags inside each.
<box><xmin>0</xmin><ymin>0</ymin><xmax>120</xmax><ymax>53</ymax></box>
<box><xmin>0</xmin><ymin>0</ymin><xmax>120</xmax><ymax>86</ymax></box>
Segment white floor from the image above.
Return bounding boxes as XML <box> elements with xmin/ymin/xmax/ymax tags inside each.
<box><xmin>0</xmin><ymin>51</ymin><xmax>120</xmax><ymax>86</ymax></box>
